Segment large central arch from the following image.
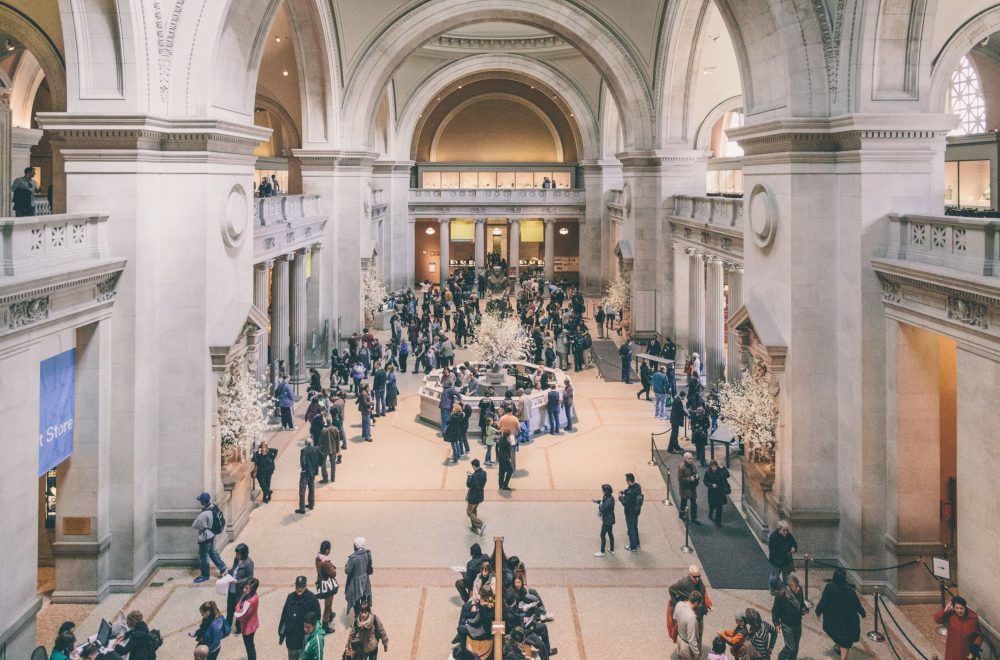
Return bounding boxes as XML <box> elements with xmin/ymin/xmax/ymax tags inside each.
<box><xmin>393</xmin><ymin>53</ymin><xmax>599</xmax><ymax>162</ymax></box>
<box><xmin>342</xmin><ymin>0</ymin><xmax>654</xmax><ymax>152</ymax></box>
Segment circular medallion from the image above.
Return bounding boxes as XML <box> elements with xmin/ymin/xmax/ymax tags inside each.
<box><xmin>748</xmin><ymin>184</ymin><xmax>776</xmax><ymax>248</ymax></box>
<box><xmin>221</xmin><ymin>184</ymin><xmax>249</xmax><ymax>248</ymax></box>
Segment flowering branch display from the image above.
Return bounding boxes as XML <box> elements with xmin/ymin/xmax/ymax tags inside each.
<box><xmin>603</xmin><ymin>274</ymin><xmax>631</xmax><ymax>313</ymax></box>
<box><xmin>361</xmin><ymin>270</ymin><xmax>390</xmax><ymax>323</ymax></box>
<box><xmin>720</xmin><ymin>366</ymin><xmax>778</xmax><ymax>464</ymax></box>
<box><xmin>472</xmin><ymin>309</ymin><xmax>534</xmax><ymax>367</ymax></box>
<box><xmin>218</xmin><ymin>361</ymin><xmax>272</xmax><ymax>463</ymax></box>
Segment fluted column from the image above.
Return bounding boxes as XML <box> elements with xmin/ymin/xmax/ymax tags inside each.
<box><xmin>726</xmin><ymin>264</ymin><xmax>745</xmax><ymax>382</ymax></box>
<box><xmin>543</xmin><ymin>218</ymin><xmax>556</xmax><ymax>280</ymax></box>
<box><xmin>307</xmin><ymin>243</ymin><xmax>322</xmax><ymax>349</ymax></box>
<box><xmin>289</xmin><ymin>249</ymin><xmax>308</xmax><ymax>382</ymax></box>
<box><xmin>509</xmin><ymin>219</ymin><xmax>520</xmax><ymax>274</ymax></box>
<box><xmin>438</xmin><ymin>218</ymin><xmax>450</xmax><ymax>284</ymax></box>
<box><xmin>474</xmin><ymin>218</ymin><xmax>486</xmax><ymax>271</ymax></box>
<box><xmin>687</xmin><ymin>249</ymin><xmax>705</xmax><ymax>364</ymax></box>
<box><xmin>0</xmin><ymin>91</ymin><xmax>11</xmax><ymax>216</ymax></box>
<box><xmin>253</xmin><ymin>261</ymin><xmax>272</xmax><ymax>383</ymax></box>
<box><xmin>705</xmin><ymin>256</ymin><xmax>725</xmax><ymax>385</ymax></box>
<box><xmin>672</xmin><ymin>243</ymin><xmax>690</xmax><ymax>348</ymax></box>
<box><xmin>270</xmin><ymin>255</ymin><xmax>290</xmax><ymax>379</ymax></box>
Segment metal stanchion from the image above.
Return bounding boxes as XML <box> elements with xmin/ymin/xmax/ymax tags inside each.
<box><xmin>803</xmin><ymin>554</ymin><xmax>814</xmax><ymax>608</ymax></box>
<box><xmin>665</xmin><ymin>467</ymin><xmax>673</xmax><ymax>506</ymax></box>
<box><xmin>936</xmin><ymin>579</ymin><xmax>949</xmax><ymax>637</ymax></box>
<box><xmin>648</xmin><ymin>435</ymin><xmax>657</xmax><ymax>466</ymax></box>
<box><xmin>681</xmin><ymin>503</ymin><xmax>693</xmax><ymax>553</ymax></box>
<box><xmin>867</xmin><ymin>586</ymin><xmax>886</xmax><ymax>642</ymax></box>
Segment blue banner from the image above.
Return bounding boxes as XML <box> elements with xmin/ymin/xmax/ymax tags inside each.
<box><xmin>39</xmin><ymin>348</ymin><xmax>76</xmax><ymax>476</ymax></box>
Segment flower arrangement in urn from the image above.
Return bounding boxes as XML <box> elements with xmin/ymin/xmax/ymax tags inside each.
<box><xmin>361</xmin><ymin>270</ymin><xmax>389</xmax><ymax>325</ymax></box>
<box><xmin>218</xmin><ymin>361</ymin><xmax>272</xmax><ymax>463</ymax></box>
<box><xmin>720</xmin><ymin>364</ymin><xmax>778</xmax><ymax>464</ymax></box>
<box><xmin>603</xmin><ymin>272</ymin><xmax>631</xmax><ymax>313</ymax></box>
<box><xmin>472</xmin><ymin>309</ymin><xmax>534</xmax><ymax>370</ymax></box>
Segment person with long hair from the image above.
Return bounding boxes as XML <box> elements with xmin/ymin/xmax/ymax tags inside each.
<box><xmin>234</xmin><ymin>578</ymin><xmax>260</xmax><ymax>660</ymax></box>
<box><xmin>50</xmin><ymin>630</ymin><xmax>77</xmax><ymax>660</ymax></box>
<box><xmin>193</xmin><ymin>601</ymin><xmax>226</xmax><ymax>660</ymax></box>
<box><xmin>593</xmin><ymin>484</ymin><xmax>616</xmax><ymax>557</ymax></box>
<box><xmin>225</xmin><ymin>543</ymin><xmax>254</xmax><ymax>632</ymax></box>
<box><xmin>345</xmin><ymin>599</ymin><xmax>388</xmax><ymax>660</ymax></box>
<box><xmin>316</xmin><ymin>540</ymin><xmax>339</xmax><ymax>633</ymax></box>
<box><xmin>815</xmin><ymin>568</ymin><xmax>867</xmax><ymax>659</ymax></box>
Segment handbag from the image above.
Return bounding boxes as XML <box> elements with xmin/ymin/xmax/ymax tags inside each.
<box><xmin>316</xmin><ymin>575</ymin><xmax>339</xmax><ymax>598</ymax></box>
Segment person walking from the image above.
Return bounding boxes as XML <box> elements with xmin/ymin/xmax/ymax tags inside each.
<box><xmin>465</xmin><ymin>459</ymin><xmax>487</xmax><ymax>535</ymax></box>
<box><xmin>251</xmin><ymin>441</ymin><xmax>278</xmax><ymax>503</ymax></box>
<box><xmin>668</xmin><ymin>565</ymin><xmax>713</xmax><ymax>652</ymax></box>
<box><xmin>316</xmin><ymin>415</ymin><xmax>340</xmax><ymax>484</ymax></box>
<box><xmin>652</xmin><ymin>366</ymin><xmax>669</xmax><ymax>419</ymax></box>
<box><xmin>619</xmin><ymin>338</ymin><xmax>633</xmax><ymax>383</ymax></box>
<box><xmin>371</xmin><ymin>362</ymin><xmax>387</xmax><ymax>417</ymax></box>
<box><xmin>814</xmin><ymin>568</ymin><xmax>867</xmax><ymax>660</ymax></box>
<box><xmin>224</xmin><ymin>543</ymin><xmax>255</xmax><ymax>632</ymax></box>
<box><xmin>767</xmin><ymin>521</ymin><xmax>798</xmax><ymax>593</ymax></box>
<box><xmin>703</xmin><ymin>460</ymin><xmax>731</xmax><ymax>527</ymax></box>
<box><xmin>678</xmin><ymin>452</ymin><xmax>701</xmax><ymax>525</ymax></box>
<box><xmin>275</xmin><ymin>377</ymin><xmax>295</xmax><ymax>430</ymax></box>
<box><xmin>300</xmin><ymin>619</ymin><xmax>326</xmax><ymax>660</ymax></box>
<box><xmin>668</xmin><ymin>393</ymin><xmax>687</xmax><ymax>453</ymax></box>
<box><xmin>345</xmin><ymin>538</ymin><xmax>374</xmax><ymax>618</ymax></box>
<box><xmin>315</xmin><ymin>541</ymin><xmax>339</xmax><ymax>634</ymax></box>
<box><xmin>772</xmin><ymin>575</ymin><xmax>807</xmax><ymax>660</ymax></box>
<box><xmin>496</xmin><ymin>430</ymin><xmax>514</xmax><ymax>491</ymax></box>
<box><xmin>234</xmin><ymin>578</ymin><xmax>261</xmax><ymax>660</ymax></box>
<box><xmin>192</xmin><ymin>492</ymin><xmax>227</xmax><ymax>584</ymax></box>
<box><xmin>545</xmin><ymin>383</ymin><xmax>561</xmax><ymax>434</ymax></box>
<box><xmin>296</xmin><ymin>439</ymin><xmax>323</xmax><ymax>514</ymax></box>
<box><xmin>344</xmin><ymin>600</ymin><xmax>388</xmax><ymax>660</ymax></box>
<box><xmin>675</xmin><ymin>591</ymin><xmax>704</xmax><ymax>660</ymax></box>
<box><xmin>619</xmin><ymin>473</ymin><xmax>643</xmax><ymax>552</ymax></box>
<box><xmin>562</xmin><ymin>378</ymin><xmax>574</xmax><ymax>431</ymax></box>
<box><xmin>933</xmin><ymin>596</ymin><xmax>984</xmax><ymax>660</ymax></box>
<box><xmin>593</xmin><ymin>484</ymin><xmax>616</xmax><ymax>557</ymax></box>
<box><xmin>279</xmin><ymin>576</ymin><xmax>321</xmax><ymax>660</ymax></box>
<box><xmin>637</xmin><ymin>359</ymin><xmax>652</xmax><ymax>400</ymax></box>
<box><xmin>193</xmin><ymin>601</ymin><xmax>228</xmax><ymax>660</ymax></box>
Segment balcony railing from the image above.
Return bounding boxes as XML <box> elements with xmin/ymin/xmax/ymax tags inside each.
<box><xmin>886</xmin><ymin>213</ymin><xmax>999</xmax><ymax>277</ymax></box>
<box><xmin>7</xmin><ymin>196</ymin><xmax>51</xmax><ymax>216</ymax></box>
<box><xmin>409</xmin><ymin>188</ymin><xmax>585</xmax><ymax>204</ymax></box>
<box><xmin>256</xmin><ymin>194</ymin><xmax>323</xmax><ymax>227</ymax></box>
<box><xmin>669</xmin><ymin>195</ymin><xmax>744</xmax><ymax>230</ymax></box>
<box><xmin>1</xmin><ymin>212</ymin><xmax>111</xmax><ymax>276</ymax></box>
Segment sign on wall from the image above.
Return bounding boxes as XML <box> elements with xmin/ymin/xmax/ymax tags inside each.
<box><xmin>39</xmin><ymin>349</ymin><xmax>76</xmax><ymax>477</ymax></box>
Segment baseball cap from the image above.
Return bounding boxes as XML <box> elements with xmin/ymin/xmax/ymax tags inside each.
<box><xmin>196</xmin><ymin>492</ymin><xmax>211</xmax><ymax>504</ymax></box>
<box><xmin>295</xmin><ymin>576</ymin><xmax>308</xmax><ymax>588</ymax></box>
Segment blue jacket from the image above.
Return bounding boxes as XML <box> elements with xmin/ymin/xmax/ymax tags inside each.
<box><xmin>440</xmin><ymin>385</ymin><xmax>460</xmax><ymax>411</ymax></box>
<box><xmin>652</xmin><ymin>371</ymin><xmax>668</xmax><ymax>394</ymax></box>
<box><xmin>276</xmin><ymin>381</ymin><xmax>294</xmax><ymax>407</ymax></box>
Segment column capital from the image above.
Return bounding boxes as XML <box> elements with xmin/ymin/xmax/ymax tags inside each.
<box><xmin>255</xmin><ymin>259</ymin><xmax>274</xmax><ymax>270</ymax></box>
<box><xmin>706</xmin><ymin>254</ymin><xmax>722</xmax><ymax>264</ymax></box>
<box><xmin>310</xmin><ymin>242</ymin><xmax>323</xmax><ymax>252</ymax></box>
<box><xmin>508</xmin><ymin>218</ymin><xmax>520</xmax><ymax>225</ymax></box>
<box><xmin>543</xmin><ymin>217</ymin><xmax>558</xmax><ymax>225</ymax></box>
<box><xmin>474</xmin><ymin>217</ymin><xmax>488</xmax><ymax>225</ymax></box>
<box><xmin>725</xmin><ymin>262</ymin><xmax>744</xmax><ymax>273</ymax></box>
<box><xmin>437</xmin><ymin>217</ymin><xmax>451</xmax><ymax>225</ymax></box>
<box><xmin>294</xmin><ymin>247</ymin><xmax>309</xmax><ymax>256</ymax></box>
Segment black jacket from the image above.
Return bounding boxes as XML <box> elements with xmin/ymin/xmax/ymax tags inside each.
<box><xmin>116</xmin><ymin>621</ymin><xmax>158</xmax><ymax>660</ymax></box>
<box><xmin>597</xmin><ymin>495</ymin><xmax>616</xmax><ymax>525</ymax></box>
<box><xmin>670</xmin><ymin>397</ymin><xmax>687</xmax><ymax>425</ymax></box>
<box><xmin>768</xmin><ymin>529</ymin><xmax>798</xmax><ymax>568</ymax></box>
<box><xmin>466</xmin><ymin>467</ymin><xmax>487</xmax><ymax>504</ymax></box>
<box><xmin>772</xmin><ymin>589</ymin><xmax>807</xmax><ymax>629</ymax></box>
<box><xmin>619</xmin><ymin>483</ymin><xmax>643</xmax><ymax>515</ymax></box>
<box><xmin>278</xmin><ymin>589</ymin><xmax>321</xmax><ymax>649</ymax></box>
<box><xmin>251</xmin><ymin>447</ymin><xmax>278</xmax><ymax>476</ymax></box>
<box><xmin>299</xmin><ymin>445</ymin><xmax>323</xmax><ymax>477</ymax></box>
<box><xmin>444</xmin><ymin>412</ymin><xmax>465</xmax><ymax>442</ymax></box>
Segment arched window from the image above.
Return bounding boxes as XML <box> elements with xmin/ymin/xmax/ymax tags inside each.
<box><xmin>722</xmin><ymin>110</ymin><xmax>744</xmax><ymax>158</ymax></box>
<box><xmin>948</xmin><ymin>55</ymin><xmax>986</xmax><ymax>136</ymax></box>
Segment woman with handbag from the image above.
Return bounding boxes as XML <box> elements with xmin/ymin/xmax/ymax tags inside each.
<box><xmin>703</xmin><ymin>460</ymin><xmax>732</xmax><ymax>527</ymax></box>
<box><xmin>316</xmin><ymin>540</ymin><xmax>339</xmax><ymax>634</ymax></box>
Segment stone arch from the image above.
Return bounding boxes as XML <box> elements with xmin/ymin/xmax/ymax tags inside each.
<box><xmin>393</xmin><ymin>53</ymin><xmax>599</xmax><ymax>161</ymax></box>
<box><xmin>0</xmin><ymin>3</ymin><xmax>66</xmax><ymax>113</ymax></box>
<box><xmin>343</xmin><ymin>0</ymin><xmax>654</xmax><ymax>152</ymax></box>
<box><xmin>10</xmin><ymin>49</ymin><xmax>47</xmax><ymax>127</ymax></box>
<box><xmin>693</xmin><ymin>95</ymin><xmax>743</xmax><ymax>152</ymax></box>
<box><xmin>600</xmin><ymin>85</ymin><xmax>623</xmax><ymax>159</ymax></box>
<box><xmin>254</xmin><ymin>94</ymin><xmax>302</xmax><ymax>154</ymax></box>
<box><xmin>929</xmin><ymin>5</ymin><xmax>1000</xmax><ymax>115</ymax></box>
<box><xmin>196</xmin><ymin>0</ymin><xmax>340</xmax><ymax>145</ymax></box>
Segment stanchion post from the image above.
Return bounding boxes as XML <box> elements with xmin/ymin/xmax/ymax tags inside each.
<box><xmin>936</xmin><ymin>579</ymin><xmax>949</xmax><ymax>637</ymax></box>
<box><xmin>803</xmin><ymin>554</ymin><xmax>814</xmax><ymax>608</ymax></box>
<box><xmin>681</xmin><ymin>503</ymin><xmax>693</xmax><ymax>554</ymax></box>
<box><xmin>665</xmin><ymin>468</ymin><xmax>673</xmax><ymax>507</ymax></box>
<box><xmin>867</xmin><ymin>586</ymin><xmax>886</xmax><ymax>642</ymax></box>
<box><xmin>648</xmin><ymin>435</ymin><xmax>657</xmax><ymax>466</ymax></box>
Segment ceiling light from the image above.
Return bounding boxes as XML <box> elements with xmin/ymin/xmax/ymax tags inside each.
<box><xmin>492</xmin><ymin>228</ymin><xmax>502</xmax><ymax>236</ymax></box>
<box><xmin>569</xmin><ymin>113</ymin><xmax>574</xmax><ymax>117</ymax></box>
<box><xmin>458</xmin><ymin>85</ymin><xmax>463</xmax><ymax>89</ymax></box>
<box><xmin>558</xmin><ymin>227</ymin><xmax>569</xmax><ymax>235</ymax></box>
<box><xmin>531</xmin><ymin>86</ymin><xmax>535</xmax><ymax>89</ymax></box>
<box><xmin>282</xmin><ymin>70</ymin><xmax>289</xmax><ymax>77</ymax></box>
<box><xmin>426</xmin><ymin>226</ymin><xmax>436</xmax><ymax>235</ymax></box>
<box><xmin>275</xmin><ymin>37</ymin><xmax>281</xmax><ymax>43</ymax></box>
<box><xmin>5</xmin><ymin>39</ymin><xmax>15</xmax><ymax>52</ymax></box>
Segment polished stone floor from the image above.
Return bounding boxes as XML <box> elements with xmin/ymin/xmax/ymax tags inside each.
<box><xmin>38</xmin><ymin>332</ymin><xmax>937</xmax><ymax>659</ymax></box>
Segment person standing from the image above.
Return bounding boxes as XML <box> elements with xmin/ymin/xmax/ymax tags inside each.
<box><xmin>815</xmin><ymin>568</ymin><xmax>867</xmax><ymax>660</ymax></box>
<box><xmin>619</xmin><ymin>473</ymin><xmax>643</xmax><ymax>552</ymax></box>
<box><xmin>771</xmin><ymin>575</ymin><xmax>807</xmax><ymax>660</ymax></box>
<box><xmin>344</xmin><ymin>600</ymin><xmax>388</xmax><ymax>660</ymax></box>
<box><xmin>330</xmin><ymin>392</ymin><xmax>347</xmax><ymax>450</ymax></box>
<box><xmin>678</xmin><ymin>452</ymin><xmax>701</xmax><ymax>525</ymax></box>
<box><xmin>251</xmin><ymin>441</ymin><xmax>278</xmax><ymax>503</ymax></box>
<box><xmin>275</xmin><ymin>377</ymin><xmax>295</xmax><ymax>430</ymax></box>
<box><xmin>556</xmin><ymin>330</ymin><xmax>570</xmax><ymax>369</ymax></box>
<box><xmin>234</xmin><ymin>579</ymin><xmax>261</xmax><ymax>660</ymax></box>
<box><xmin>593</xmin><ymin>484</ymin><xmax>616</xmax><ymax>557</ymax></box>
<box><xmin>703</xmin><ymin>460</ymin><xmax>731</xmax><ymax>527</ymax></box>
<box><xmin>767</xmin><ymin>521</ymin><xmax>798</xmax><ymax>594</ymax></box>
<box><xmin>444</xmin><ymin>404</ymin><xmax>465</xmax><ymax>464</ymax></box>
<box><xmin>296</xmin><ymin>439</ymin><xmax>323</xmax><ymax>514</ymax></box>
<box><xmin>562</xmin><ymin>378</ymin><xmax>574</xmax><ymax>431</ymax></box>
<box><xmin>398</xmin><ymin>340</ymin><xmax>410</xmax><ymax>373</ymax></box>
<box><xmin>652</xmin><ymin>366</ymin><xmax>669</xmax><ymax>419</ymax></box>
<box><xmin>637</xmin><ymin>359</ymin><xmax>652</xmax><ymax>400</ymax></box>
<box><xmin>933</xmin><ymin>596</ymin><xmax>984</xmax><ymax>660</ymax></box>
<box><xmin>300</xmin><ymin>619</ymin><xmax>325</xmax><ymax>660</ymax></box>
<box><xmin>278</xmin><ymin>576</ymin><xmax>321</xmax><ymax>660</ymax></box>
<box><xmin>595</xmin><ymin>306</ymin><xmax>606</xmax><ymax>339</ymax></box>
<box><xmin>465</xmin><ymin>459</ymin><xmax>487</xmax><ymax>535</ymax></box>
<box><xmin>225</xmin><ymin>543</ymin><xmax>255</xmax><ymax>632</ymax></box>
<box><xmin>193</xmin><ymin>601</ymin><xmax>227</xmax><ymax>660</ymax></box>
<box><xmin>668</xmin><ymin>392</ymin><xmax>687</xmax><ymax>453</ymax></box>
<box><xmin>192</xmin><ymin>492</ymin><xmax>227</xmax><ymax>584</ymax></box>
<box><xmin>675</xmin><ymin>591</ymin><xmax>703</xmax><ymax>660</ymax></box>
<box><xmin>111</xmin><ymin>610</ymin><xmax>158</xmax><ymax>660</ymax></box>
<box><xmin>358</xmin><ymin>383</ymin><xmax>374</xmax><ymax>442</ymax></box>
<box><xmin>619</xmin><ymin>338</ymin><xmax>633</xmax><ymax>383</ymax></box>
<box><xmin>345</xmin><ymin>538</ymin><xmax>374</xmax><ymax>618</ymax></box>
<box><xmin>11</xmin><ymin>167</ymin><xmax>38</xmax><ymax>216</ymax></box>
<box><xmin>668</xmin><ymin>565</ymin><xmax>713</xmax><ymax>651</ymax></box>
<box><xmin>384</xmin><ymin>365</ymin><xmax>398</xmax><ymax>412</ymax></box>
<box><xmin>483</xmin><ymin>416</ymin><xmax>497</xmax><ymax>466</ymax></box>
<box><xmin>439</xmin><ymin>382</ymin><xmax>460</xmax><ymax>430</ymax></box>
<box><xmin>545</xmin><ymin>383</ymin><xmax>561</xmax><ymax>434</ymax></box>
<box><xmin>315</xmin><ymin>541</ymin><xmax>339</xmax><ymax>634</ymax></box>
<box><xmin>496</xmin><ymin>430</ymin><xmax>514</xmax><ymax>491</ymax></box>
<box><xmin>690</xmin><ymin>403</ymin><xmax>710</xmax><ymax>467</ymax></box>
<box><xmin>316</xmin><ymin>414</ymin><xmax>340</xmax><ymax>484</ymax></box>
<box><xmin>372</xmin><ymin>362</ymin><xmax>387</xmax><ymax>417</ymax></box>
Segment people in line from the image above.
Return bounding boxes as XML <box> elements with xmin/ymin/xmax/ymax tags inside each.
<box><xmin>345</xmin><ymin>537</ymin><xmax>375</xmax><ymax>618</ymax></box>
<box><xmin>279</xmin><ymin>575</ymin><xmax>321</xmax><ymax>659</ymax></box>
<box><xmin>703</xmin><ymin>460</ymin><xmax>732</xmax><ymax>527</ymax></box>
<box><xmin>669</xmin><ymin>565</ymin><xmax>713</xmax><ymax>655</ymax></box>
<box><xmin>767</xmin><ymin>520</ymin><xmax>798</xmax><ymax>594</ymax></box>
<box><xmin>234</xmin><ymin>578</ymin><xmax>261</xmax><ymax>660</ymax></box>
<box><xmin>224</xmin><ymin>543</ymin><xmax>255</xmax><ymax>632</ymax></box>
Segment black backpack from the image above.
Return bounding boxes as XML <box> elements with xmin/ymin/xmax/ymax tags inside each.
<box><xmin>209</xmin><ymin>504</ymin><xmax>226</xmax><ymax>535</ymax></box>
<box><xmin>634</xmin><ymin>491</ymin><xmax>645</xmax><ymax>511</ymax></box>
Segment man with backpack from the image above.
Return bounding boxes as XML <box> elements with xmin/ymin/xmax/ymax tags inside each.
<box><xmin>619</xmin><ymin>473</ymin><xmax>644</xmax><ymax>552</ymax></box>
<box><xmin>192</xmin><ymin>492</ymin><xmax>228</xmax><ymax>584</ymax></box>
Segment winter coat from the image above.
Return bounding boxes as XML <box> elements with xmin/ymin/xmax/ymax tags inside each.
<box><xmin>279</xmin><ymin>590</ymin><xmax>320</xmax><ymax>650</ymax></box>
<box><xmin>251</xmin><ymin>447</ymin><xmax>278</xmax><ymax>477</ymax></box>
<box><xmin>652</xmin><ymin>371</ymin><xmax>668</xmax><ymax>394</ymax></box>
<box><xmin>347</xmin><ymin>612</ymin><xmax>388</xmax><ymax>655</ymax></box>
<box><xmin>234</xmin><ymin>593</ymin><xmax>260</xmax><ymax>636</ymax></box>
<box><xmin>276</xmin><ymin>381</ymin><xmax>294</xmax><ymax>408</ymax></box>
<box><xmin>440</xmin><ymin>385</ymin><xmax>460</xmax><ymax>411</ymax></box>
<box><xmin>444</xmin><ymin>412</ymin><xmax>465</xmax><ymax>443</ymax></box>
<box><xmin>772</xmin><ymin>588</ymin><xmax>807</xmax><ymax>629</ymax></box>
<box><xmin>678</xmin><ymin>461</ymin><xmax>700</xmax><ymax>499</ymax></box>
<box><xmin>345</xmin><ymin>548</ymin><xmax>374</xmax><ymax>606</ymax></box>
<box><xmin>767</xmin><ymin>529</ymin><xmax>798</xmax><ymax>568</ymax></box>
<box><xmin>466</xmin><ymin>467</ymin><xmax>487</xmax><ymax>504</ymax></box>
<box><xmin>815</xmin><ymin>583</ymin><xmax>866</xmax><ymax>648</ymax></box>
<box><xmin>619</xmin><ymin>483</ymin><xmax>643</xmax><ymax>516</ymax></box>
<box><xmin>597</xmin><ymin>495</ymin><xmax>616</xmax><ymax>525</ymax></box>
<box><xmin>934</xmin><ymin>608</ymin><xmax>984</xmax><ymax>660</ymax></box>
<box><xmin>703</xmin><ymin>466</ymin><xmax>731</xmax><ymax>507</ymax></box>
<box><xmin>115</xmin><ymin>621</ymin><xmax>158</xmax><ymax>660</ymax></box>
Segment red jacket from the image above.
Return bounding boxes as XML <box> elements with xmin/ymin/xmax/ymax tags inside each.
<box><xmin>235</xmin><ymin>593</ymin><xmax>260</xmax><ymax>635</ymax></box>
<box><xmin>933</xmin><ymin>608</ymin><xmax>983</xmax><ymax>660</ymax></box>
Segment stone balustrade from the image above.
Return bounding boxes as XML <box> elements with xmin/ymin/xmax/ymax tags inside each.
<box><xmin>409</xmin><ymin>188</ymin><xmax>585</xmax><ymax>204</ymax></box>
<box><xmin>253</xmin><ymin>194</ymin><xmax>327</xmax><ymax>263</ymax></box>
<box><xmin>670</xmin><ymin>195</ymin><xmax>744</xmax><ymax>229</ymax></box>
<box><xmin>1</xmin><ymin>211</ymin><xmax>111</xmax><ymax>276</ymax></box>
<box><xmin>7</xmin><ymin>197</ymin><xmax>52</xmax><ymax>217</ymax></box>
<box><xmin>255</xmin><ymin>194</ymin><xmax>323</xmax><ymax>227</ymax></box>
<box><xmin>886</xmin><ymin>213</ymin><xmax>999</xmax><ymax>278</ymax></box>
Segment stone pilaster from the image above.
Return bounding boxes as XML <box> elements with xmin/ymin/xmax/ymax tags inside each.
<box><xmin>705</xmin><ymin>256</ymin><xmax>725</xmax><ymax>385</ymax></box>
<box><xmin>672</xmin><ymin>243</ymin><xmax>690</xmax><ymax>348</ymax></box>
<box><xmin>687</xmin><ymin>249</ymin><xmax>705</xmax><ymax>362</ymax></box>
<box><xmin>579</xmin><ymin>160</ymin><xmax>621</xmax><ymax>295</ymax></box>
<box><xmin>306</xmin><ymin>244</ymin><xmax>322</xmax><ymax>357</ymax></box>
<box><xmin>543</xmin><ymin>218</ymin><xmax>556</xmax><ymax>281</ymax></box>
<box><xmin>725</xmin><ymin>264</ymin><xmax>744</xmax><ymax>382</ymax></box>
<box><xmin>438</xmin><ymin>218</ymin><xmax>450</xmax><ymax>284</ymax></box>
<box><xmin>0</xmin><ymin>91</ymin><xmax>11</xmax><ymax>216</ymax></box>
<box><xmin>270</xmin><ymin>256</ymin><xmax>290</xmax><ymax>376</ymax></box>
<box><xmin>253</xmin><ymin>261</ymin><xmax>271</xmax><ymax>383</ymax></box>
<box><xmin>474</xmin><ymin>217</ymin><xmax>486</xmax><ymax>271</ymax></box>
<box><xmin>289</xmin><ymin>249</ymin><xmax>308</xmax><ymax>381</ymax></box>
<box><xmin>374</xmin><ymin>159</ymin><xmax>414</xmax><ymax>291</ymax></box>
<box><xmin>509</xmin><ymin>219</ymin><xmax>520</xmax><ymax>273</ymax></box>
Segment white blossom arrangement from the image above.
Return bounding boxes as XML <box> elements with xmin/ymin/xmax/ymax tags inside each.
<box><xmin>472</xmin><ymin>309</ymin><xmax>534</xmax><ymax>368</ymax></box>
<box><xmin>603</xmin><ymin>273</ymin><xmax>631</xmax><ymax>312</ymax></box>
<box><xmin>218</xmin><ymin>361</ymin><xmax>272</xmax><ymax>463</ymax></box>
<box><xmin>361</xmin><ymin>270</ymin><xmax>390</xmax><ymax>323</ymax></box>
<box><xmin>720</xmin><ymin>365</ymin><xmax>778</xmax><ymax>464</ymax></box>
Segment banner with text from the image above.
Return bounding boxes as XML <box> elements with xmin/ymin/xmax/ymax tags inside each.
<box><xmin>39</xmin><ymin>348</ymin><xmax>76</xmax><ymax>476</ymax></box>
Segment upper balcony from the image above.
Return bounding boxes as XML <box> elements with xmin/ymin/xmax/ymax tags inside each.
<box><xmin>253</xmin><ymin>194</ymin><xmax>327</xmax><ymax>263</ymax></box>
<box><xmin>409</xmin><ymin>188</ymin><xmax>584</xmax><ymax>205</ymax></box>
<box><xmin>668</xmin><ymin>195</ymin><xmax>744</xmax><ymax>231</ymax></box>
<box><xmin>884</xmin><ymin>213</ymin><xmax>999</xmax><ymax>278</ymax></box>
<box><xmin>1</xmin><ymin>211</ymin><xmax>114</xmax><ymax>277</ymax></box>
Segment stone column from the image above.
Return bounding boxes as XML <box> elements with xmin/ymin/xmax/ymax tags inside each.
<box><xmin>253</xmin><ymin>261</ymin><xmax>272</xmax><ymax>383</ymax></box>
<box><xmin>307</xmin><ymin>244</ymin><xmax>322</xmax><ymax>354</ymax></box>
<box><xmin>438</xmin><ymin>218</ymin><xmax>450</xmax><ymax>284</ymax></box>
<box><xmin>687</xmin><ymin>249</ymin><xmax>705</xmax><ymax>362</ymax></box>
<box><xmin>672</xmin><ymin>243</ymin><xmax>690</xmax><ymax>348</ymax></box>
<box><xmin>289</xmin><ymin>249</ymin><xmax>308</xmax><ymax>382</ymax></box>
<box><xmin>509</xmin><ymin>219</ymin><xmax>520</xmax><ymax>274</ymax></box>
<box><xmin>474</xmin><ymin>217</ymin><xmax>487</xmax><ymax>271</ymax></box>
<box><xmin>543</xmin><ymin>218</ymin><xmax>556</xmax><ymax>281</ymax></box>
<box><xmin>579</xmin><ymin>160</ymin><xmax>622</xmax><ymax>295</ymax></box>
<box><xmin>270</xmin><ymin>255</ymin><xmax>290</xmax><ymax>378</ymax></box>
<box><xmin>0</xmin><ymin>91</ymin><xmax>11</xmax><ymax>215</ymax></box>
<box><xmin>726</xmin><ymin>264</ymin><xmax>744</xmax><ymax>382</ymax></box>
<box><xmin>705</xmin><ymin>256</ymin><xmax>725</xmax><ymax>385</ymax></box>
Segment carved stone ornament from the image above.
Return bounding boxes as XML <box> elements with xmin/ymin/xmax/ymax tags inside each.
<box><xmin>8</xmin><ymin>296</ymin><xmax>50</xmax><ymax>329</ymax></box>
<box><xmin>221</xmin><ymin>184</ymin><xmax>249</xmax><ymax>248</ymax></box>
<box><xmin>621</xmin><ymin>182</ymin><xmax>632</xmax><ymax>215</ymax></box>
<box><xmin>96</xmin><ymin>278</ymin><xmax>118</xmax><ymax>302</ymax></box>
<box><xmin>946</xmin><ymin>296</ymin><xmax>988</xmax><ymax>329</ymax></box>
<box><xmin>264</xmin><ymin>237</ymin><xmax>275</xmax><ymax>249</ymax></box>
<box><xmin>748</xmin><ymin>184</ymin><xmax>776</xmax><ymax>249</ymax></box>
<box><xmin>880</xmin><ymin>280</ymin><xmax>901</xmax><ymax>304</ymax></box>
